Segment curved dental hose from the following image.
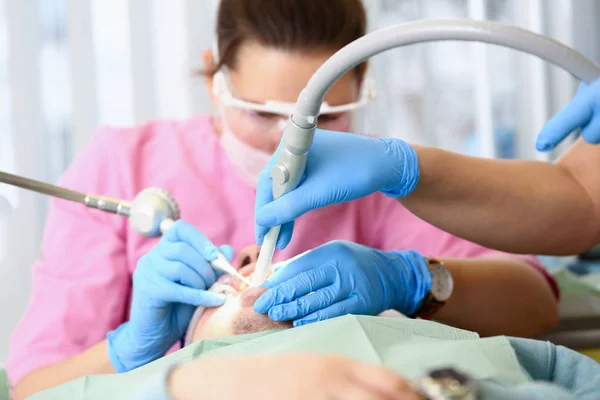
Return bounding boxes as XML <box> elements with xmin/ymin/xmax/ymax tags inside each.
<box><xmin>251</xmin><ymin>18</ymin><xmax>600</xmax><ymax>285</ymax></box>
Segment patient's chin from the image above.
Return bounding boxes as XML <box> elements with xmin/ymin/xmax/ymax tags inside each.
<box><xmin>191</xmin><ymin>287</ymin><xmax>291</xmax><ymax>342</ymax></box>
<box><xmin>231</xmin><ymin>307</ymin><xmax>293</xmax><ymax>336</ymax></box>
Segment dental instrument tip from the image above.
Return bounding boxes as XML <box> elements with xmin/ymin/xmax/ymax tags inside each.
<box><xmin>212</xmin><ymin>253</ymin><xmax>252</xmax><ymax>286</ymax></box>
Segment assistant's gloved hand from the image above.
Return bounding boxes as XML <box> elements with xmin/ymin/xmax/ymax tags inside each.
<box><xmin>107</xmin><ymin>220</ymin><xmax>232</xmax><ymax>372</ymax></box>
<box><xmin>253</xmin><ymin>241</ymin><xmax>432</xmax><ymax>326</ymax></box>
<box><xmin>537</xmin><ymin>78</ymin><xmax>600</xmax><ymax>151</ymax></box>
<box><xmin>255</xmin><ymin>129</ymin><xmax>419</xmax><ymax>249</ymax></box>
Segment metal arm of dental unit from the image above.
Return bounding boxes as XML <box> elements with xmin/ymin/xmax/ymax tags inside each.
<box><xmin>0</xmin><ymin>170</ymin><xmax>179</xmax><ymax>237</ymax></box>
<box><xmin>252</xmin><ymin>18</ymin><xmax>600</xmax><ymax>285</ymax></box>
<box><xmin>0</xmin><ymin>171</ymin><xmax>249</xmax><ymax>283</ymax></box>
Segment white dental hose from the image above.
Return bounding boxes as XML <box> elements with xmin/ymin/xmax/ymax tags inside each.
<box><xmin>252</xmin><ymin>18</ymin><xmax>600</xmax><ymax>285</ymax></box>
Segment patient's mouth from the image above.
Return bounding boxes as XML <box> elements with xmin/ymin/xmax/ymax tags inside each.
<box><xmin>230</xmin><ymin>264</ymin><xmax>258</xmax><ymax>291</ymax></box>
<box><xmin>210</xmin><ymin>284</ymin><xmax>237</xmax><ymax>296</ymax></box>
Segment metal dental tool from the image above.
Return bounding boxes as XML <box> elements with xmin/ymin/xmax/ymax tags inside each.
<box><xmin>210</xmin><ymin>253</ymin><xmax>252</xmax><ymax>286</ymax></box>
<box><xmin>252</xmin><ymin>18</ymin><xmax>600</xmax><ymax>286</ymax></box>
<box><xmin>0</xmin><ymin>170</ymin><xmax>247</xmax><ymax>283</ymax></box>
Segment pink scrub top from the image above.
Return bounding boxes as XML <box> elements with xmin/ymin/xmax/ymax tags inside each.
<box><xmin>6</xmin><ymin>115</ymin><xmax>557</xmax><ymax>385</ymax></box>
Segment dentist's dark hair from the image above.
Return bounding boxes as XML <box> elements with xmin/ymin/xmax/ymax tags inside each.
<box><xmin>208</xmin><ymin>0</ymin><xmax>366</xmax><ymax>76</ymax></box>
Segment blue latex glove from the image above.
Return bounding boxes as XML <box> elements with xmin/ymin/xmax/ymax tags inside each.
<box><xmin>107</xmin><ymin>220</ymin><xmax>232</xmax><ymax>372</ymax></box>
<box><xmin>537</xmin><ymin>79</ymin><xmax>600</xmax><ymax>151</ymax></box>
<box><xmin>255</xmin><ymin>129</ymin><xmax>419</xmax><ymax>249</ymax></box>
<box><xmin>253</xmin><ymin>240</ymin><xmax>432</xmax><ymax>326</ymax></box>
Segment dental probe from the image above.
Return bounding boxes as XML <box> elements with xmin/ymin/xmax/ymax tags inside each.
<box><xmin>0</xmin><ymin>170</ymin><xmax>251</xmax><ymax>284</ymax></box>
<box><xmin>162</xmin><ymin>220</ymin><xmax>251</xmax><ymax>284</ymax></box>
<box><xmin>161</xmin><ymin>218</ymin><xmax>252</xmax><ymax>285</ymax></box>
<box><xmin>212</xmin><ymin>253</ymin><xmax>252</xmax><ymax>286</ymax></box>
<box><xmin>253</xmin><ymin>18</ymin><xmax>600</xmax><ymax>285</ymax></box>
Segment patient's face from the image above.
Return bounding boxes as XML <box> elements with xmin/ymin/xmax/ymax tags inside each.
<box><xmin>190</xmin><ymin>245</ymin><xmax>293</xmax><ymax>342</ymax></box>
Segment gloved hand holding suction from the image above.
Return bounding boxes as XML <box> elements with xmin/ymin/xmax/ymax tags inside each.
<box><xmin>254</xmin><ymin>240</ymin><xmax>432</xmax><ymax>326</ymax></box>
<box><xmin>107</xmin><ymin>220</ymin><xmax>233</xmax><ymax>372</ymax></box>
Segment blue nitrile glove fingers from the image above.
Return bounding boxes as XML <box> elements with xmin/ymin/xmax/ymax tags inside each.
<box><xmin>218</xmin><ymin>244</ymin><xmax>235</xmax><ymax>263</ymax></box>
<box><xmin>537</xmin><ymin>79</ymin><xmax>600</xmax><ymax>151</ymax></box>
<box><xmin>107</xmin><ymin>220</ymin><xmax>233</xmax><ymax>372</ymax></box>
<box><xmin>387</xmin><ymin>249</ymin><xmax>432</xmax><ymax>316</ymax></box>
<box><xmin>377</xmin><ymin>137</ymin><xmax>420</xmax><ymax>198</ymax></box>
<box><xmin>253</xmin><ymin>240</ymin><xmax>432</xmax><ymax>327</ymax></box>
<box><xmin>255</xmin><ymin>129</ymin><xmax>419</xmax><ymax>250</ymax></box>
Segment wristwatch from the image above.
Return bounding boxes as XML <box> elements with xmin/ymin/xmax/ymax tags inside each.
<box><xmin>415</xmin><ymin>367</ymin><xmax>477</xmax><ymax>400</ymax></box>
<box><xmin>412</xmin><ymin>258</ymin><xmax>453</xmax><ymax>319</ymax></box>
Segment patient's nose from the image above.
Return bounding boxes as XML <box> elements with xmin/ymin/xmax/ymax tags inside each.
<box><xmin>237</xmin><ymin>245</ymin><xmax>261</xmax><ymax>269</ymax></box>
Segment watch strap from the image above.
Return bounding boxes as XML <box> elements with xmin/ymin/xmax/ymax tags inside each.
<box><xmin>411</xmin><ymin>258</ymin><xmax>446</xmax><ymax>319</ymax></box>
<box><xmin>412</xmin><ymin>291</ymin><xmax>446</xmax><ymax>320</ymax></box>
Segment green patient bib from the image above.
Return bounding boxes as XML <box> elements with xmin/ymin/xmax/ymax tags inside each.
<box><xmin>29</xmin><ymin>315</ymin><xmax>530</xmax><ymax>400</ymax></box>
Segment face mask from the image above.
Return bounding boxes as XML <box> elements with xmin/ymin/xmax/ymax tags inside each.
<box><xmin>219</xmin><ymin>126</ymin><xmax>273</xmax><ymax>188</ymax></box>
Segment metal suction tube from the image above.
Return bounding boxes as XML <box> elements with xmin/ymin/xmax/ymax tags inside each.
<box><xmin>253</xmin><ymin>18</ymin><xmax>600</xmax><ymax>285</ymax></box>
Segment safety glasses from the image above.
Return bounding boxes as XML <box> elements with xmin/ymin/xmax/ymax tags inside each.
<box><xmin>212</xmin><ymin>68</ymin><xmax>376</xmax><ymax>119</ymax></box>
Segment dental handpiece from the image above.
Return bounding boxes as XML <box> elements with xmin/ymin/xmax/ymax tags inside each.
<box><xmin>0</xmin><ymin>170</ymin><xmax>250</xmax><ymax>284</ymax></box>
<box><xmin>211</xmin><ymin>252</ymin><xmax>252</xmax><ymax>286</ymax></box>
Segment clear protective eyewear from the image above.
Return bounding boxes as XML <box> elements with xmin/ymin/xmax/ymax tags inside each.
<box><xmin>212</xmin><ymin>67</ymin><xmax>376</xmax><ymax>134</ymax></box>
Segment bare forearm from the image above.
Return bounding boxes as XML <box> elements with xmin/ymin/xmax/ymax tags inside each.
<box><xmin>434</xmin><ymin>258</ymin><xmax>558</xmax><ymax>337</ymax></box>
<box><xmin>12</xmin><ymin>340</ymin><xmax>115</xmax><ymax>400</ymax></box>
<box><xmin>401</xmin><ymin>144</ymin><xmax>600</xmax><ymax>255</ymax></box>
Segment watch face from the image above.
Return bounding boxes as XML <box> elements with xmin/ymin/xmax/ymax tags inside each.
<box><xmin>418</xmin><ymin>367</ymin><xmax>477</xmax><ymax>400</ymax></box>
<box><xmin>430</xmin><ymin>264</ymin><xmax>454</xmax><ymax>302</ymax></box>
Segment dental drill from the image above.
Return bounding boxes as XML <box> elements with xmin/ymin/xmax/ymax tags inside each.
<box><xmin>251</xmin><ymin>18</ymin><xmax>600</xmax><ymax>286</ymax></box>
<box><xmin>0</xmin><ymin>170</ymin><xmax>250</xmax><ymax>284</ymax></box>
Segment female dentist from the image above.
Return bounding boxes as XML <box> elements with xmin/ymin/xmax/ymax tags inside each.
<box><xmin>9</xmin><ymin>1</ymin><xmax>558</xmax><ymax>399</ymax></box>
<box><xmin>255</xmin><ymin>79</ymin><xmax>600</xmax><ymax>256</ymax></box>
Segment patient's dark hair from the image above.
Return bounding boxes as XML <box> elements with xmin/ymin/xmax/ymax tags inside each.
<box><xmin>209</xmin><ymin>0</ymin><xmax>367</xmax><ymax>76</ymax></box>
